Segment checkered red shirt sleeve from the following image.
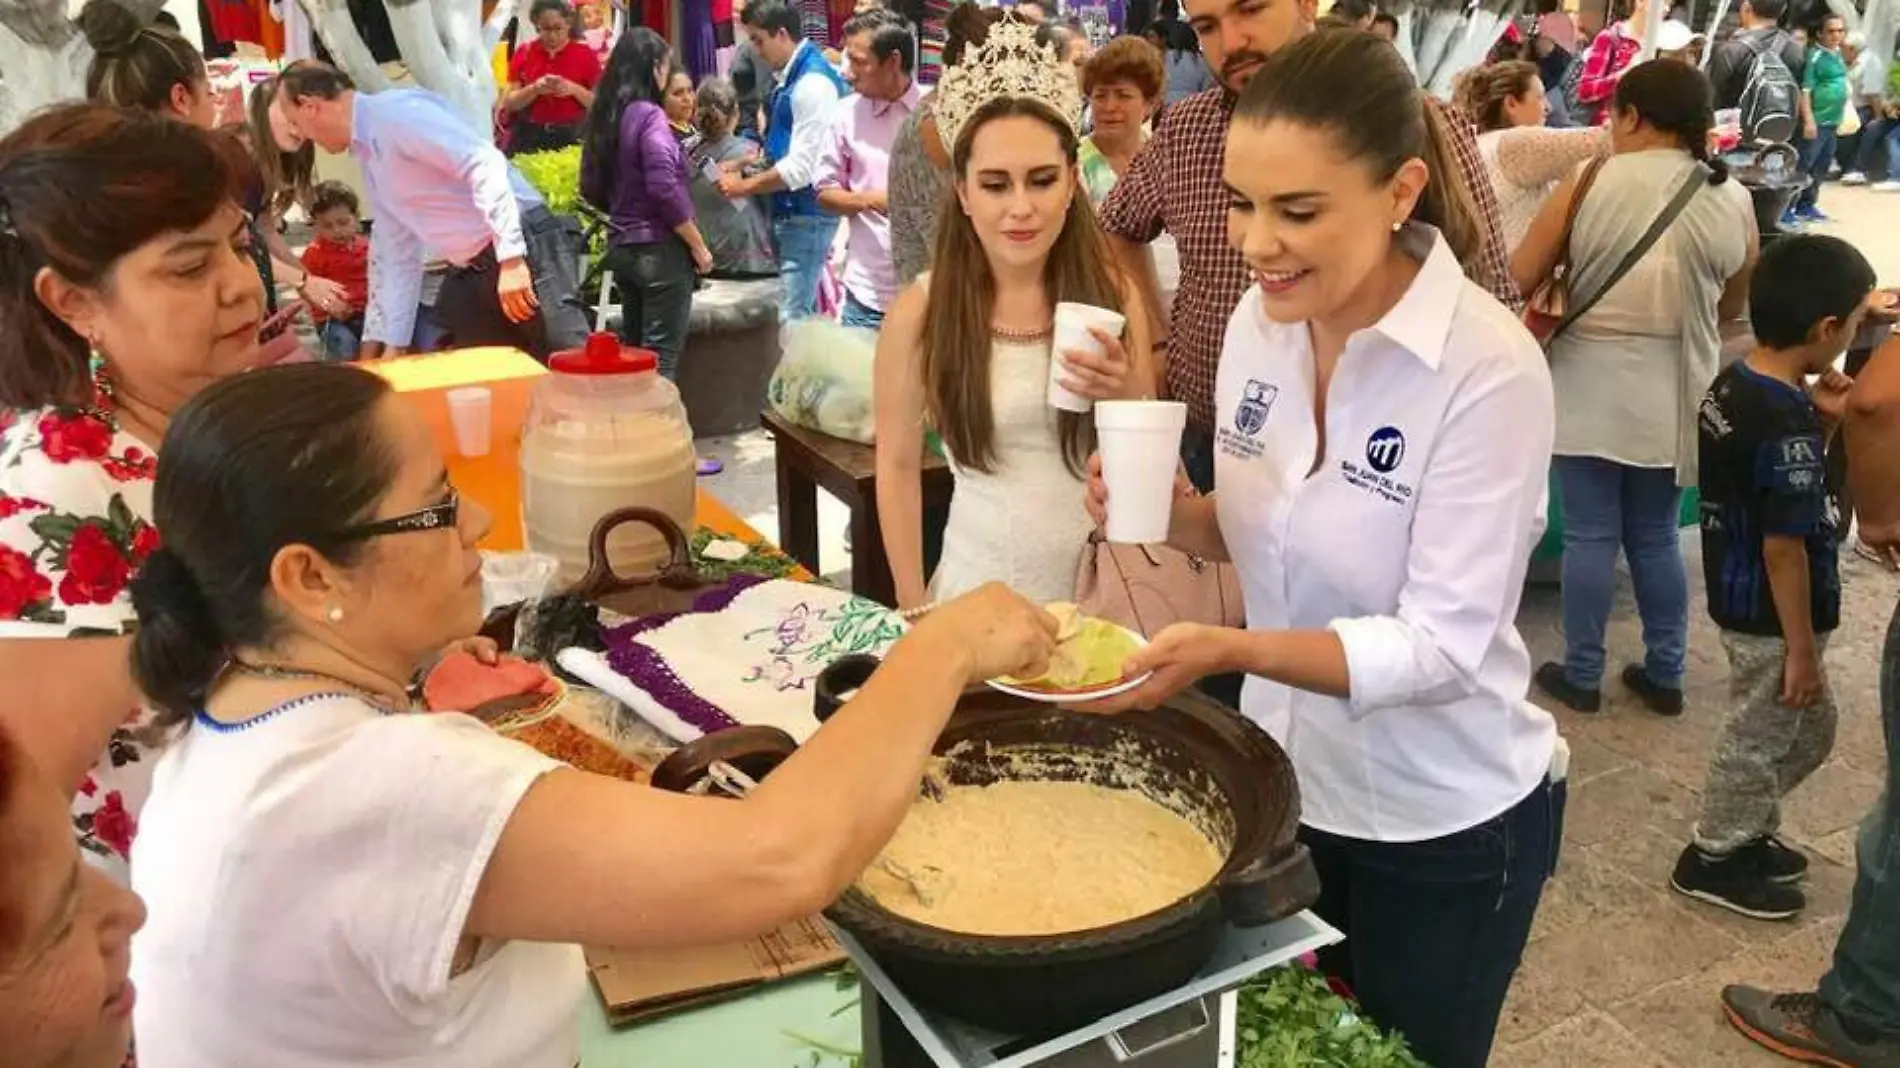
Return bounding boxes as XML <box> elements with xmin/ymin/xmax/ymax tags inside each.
<box><xmin>1099</xmin><ymin>119</ymin><xmax>1167</xmax><ymax>244</ymax></box>
<box><xmin>1102</xmin><ymin>91</ymin><xmax>1250</xmax><ymax>431</ymax></box>
<box><xmin>1099</xmin><ymin>92</ymin><xmax>1518</xmax><ymax>431</ymax></box>
<box><xmin>1437</xmin><ymin>100</ymin><xmax>1521</xmax><ymax>310</ymax></box>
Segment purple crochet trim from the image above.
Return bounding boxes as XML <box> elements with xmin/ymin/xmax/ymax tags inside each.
<box><xmin>599</xmin><ymin>576</ymin><xmax>770</xmax><ymax>738</ymax></box>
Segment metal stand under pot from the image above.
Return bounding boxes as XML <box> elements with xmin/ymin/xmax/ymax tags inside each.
<box><xmin>845</xmin><ymin>914</ymin><xmax>1341</xmax><ymax>1068</ymax></box>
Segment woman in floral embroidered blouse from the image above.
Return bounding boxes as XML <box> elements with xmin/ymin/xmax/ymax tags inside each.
<box><xmin>0</xmin><ymin>105</ymin><xmax>301</xmax><ymax>882</ymax></box>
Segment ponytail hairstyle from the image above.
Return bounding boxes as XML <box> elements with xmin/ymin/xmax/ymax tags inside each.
<box><xmin>1234</xmin><ymin>27</ymin><xmax>1484</xmax><ymax>269</ymax></box>
<box><xmin>1453</xmin><ymin>60</ymin><xmax>1541</xmax><ymax>132</ymax></box>
<box><xmin>1612</xmin><ymin>58</ymin><xmax>1730</xmax><ymax>184</ymax></box>
<box><xmin>77</xmin><ymin>0</ymin><xmax>208</xmax><ymax>115</ymax></box>
<box><xmin>130</xmin><ymin>365</ymin><xmax>397</xmax><ymax>728</ymax></box>
<box><xmin>0</xmin><ymin>104</ymin><xmax>257</xmax><ymax>410</ymax></box>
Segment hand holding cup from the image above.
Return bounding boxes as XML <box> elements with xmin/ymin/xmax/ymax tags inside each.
<box><xmin>1057</xmin><ymin>326</ymin><xmax>1135</xmax><ymax>401</ymax></box>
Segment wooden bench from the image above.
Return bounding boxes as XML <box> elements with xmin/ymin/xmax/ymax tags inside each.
<box><xmin>760</xmin><ymin>410</ymin><xmax>952</xmax><ymax>607</ymax></box>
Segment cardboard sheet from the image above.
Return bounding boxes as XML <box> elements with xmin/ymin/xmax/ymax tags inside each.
<box><xmin>586</xmin><ymin>918</ymin><xmax>846</xmax><ymax>1025</ymax></box>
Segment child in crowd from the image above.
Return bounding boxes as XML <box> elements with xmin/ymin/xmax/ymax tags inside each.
<box><xmin>1673</xmin><ymin>235</ymin><xmax>1876</xmax><ymax>920</ymax></box>
<box><xmin>299</xmin><ymin>180</ymin><xmax>370</xmax><ymax>362</ymax></box>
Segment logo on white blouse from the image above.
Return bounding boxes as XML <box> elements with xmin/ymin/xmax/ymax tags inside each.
<box><xmin>1235</xmin><ymin>380</ymin><xmax>1278</xmax><ymax>436</ymax></box>
<box><xmin>1365</xmin><ymin>426</ymin><xmax>1406</xmax><ymax>473</ymax></box>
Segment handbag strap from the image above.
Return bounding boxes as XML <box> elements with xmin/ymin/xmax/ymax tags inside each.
<box><xmin>1550</xmin><ymin>162</ymin><xmax>1709</xmax><ymax>341</ymax></box>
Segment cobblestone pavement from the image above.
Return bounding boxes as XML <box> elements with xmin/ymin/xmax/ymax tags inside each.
<box><xmin>696</xmin><ymin>184</ymin><xmax>1900</xmax><ymax>1066</ymax></box>
<box><xmin>1486</xmin><ymin>183</ymin><xmax>1900</xmax><ymax>1068</ymax></box>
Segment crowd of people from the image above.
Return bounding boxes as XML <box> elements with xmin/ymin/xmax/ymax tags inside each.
<box><xmin>2</xmin><ymin>0</ymin><xmax>1900</xmax><ymax>1067</ymax></box>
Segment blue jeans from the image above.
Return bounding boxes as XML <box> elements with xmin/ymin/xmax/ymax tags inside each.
<box><xmin>1820</xmin><ymin>601</ymin><xmax>1900</xmax><ymax>1037</ymax></box>
<box><xmin>1795</xmin><ymin>125</ymin><xmax>1840</xmax><ymax>212</ymax></box>
<box><xmin>772</xmin><ymin>214</ymin><xmax>839</xmax><ymax>323</ymax></box>
<box><xmin>1554</xmin><ymin>456</ymin><xmax>1688</xmax><ymax>690</ymax></box>
<box><xmin>1303</xmin><ymin>778</ymin><xmax>1566</xmax><ymax>1068</ymax></box>
<box><xmin>1853</xmin><ymin>114</ymin><xmax>1900</xmax><ymax>179</ymax></box>
<box><xmin>839</xmin><ymin>291</ymin><xmax>884</xmax><ymax>330</ymax></box>
<box><xmin>318</xmin><ymin>318</ymin><xmax>361</xmax><ymax>362</ymax></box>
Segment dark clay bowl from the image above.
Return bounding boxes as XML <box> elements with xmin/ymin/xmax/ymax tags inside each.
<box><xmin>653</xmin><ymin>685</ymin><xmax>1316</xmax><ymax>1037</ymax></box>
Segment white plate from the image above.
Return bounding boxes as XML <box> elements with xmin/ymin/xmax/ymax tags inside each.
<box><xmin>985</xmin><ymin>625</ymin><xmax>1152</xmax><ymax>705</ymax></box>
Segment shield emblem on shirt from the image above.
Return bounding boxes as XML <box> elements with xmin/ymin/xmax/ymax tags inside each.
<box><xmin>1235</xmin><ymin>380</ymin><xmax>1277</xmax><ymax>437</ymax></box>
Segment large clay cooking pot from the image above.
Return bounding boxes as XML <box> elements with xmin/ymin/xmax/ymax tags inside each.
<box><xmin>652</xmin><ymin>681</ymin><xmax>1317</xmax><ymax>1038</ymax></box>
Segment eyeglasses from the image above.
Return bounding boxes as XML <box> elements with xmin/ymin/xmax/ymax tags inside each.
<box><xmin>334</xmin><ymin>488</ymin><xmax>461</xmax><ymax>542</ymax></box>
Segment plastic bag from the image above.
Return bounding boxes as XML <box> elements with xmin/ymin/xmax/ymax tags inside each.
<box><xmin>767</xmin><ymin>319</ymin><xmax>879</xmax><ymax>444</ymax></box>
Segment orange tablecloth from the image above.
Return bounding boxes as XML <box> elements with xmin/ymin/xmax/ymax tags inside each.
<box><xmin>370</xmin><ymin>347</ymin><xmax>767</xmax><ymax>549</ymax></box>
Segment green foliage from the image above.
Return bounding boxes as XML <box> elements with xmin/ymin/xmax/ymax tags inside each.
<box><xmin>691</xmin><ymin>528</ymin><xmax>803</xmax><ymax>582</ymax></box>
<box><xmin>511</xmin><ymin>145</ymin><xmax>608</xmax><ymax>274</ymax></box>
<box><xmin>512</xmin><ymin>146</ymin><xmax>585</xmax><ymax>216</ymax></box>
<box><xmin>1235</xmin><ymin>967</ymin><xmax>1430</xmax><ymax>1068</ymax></box>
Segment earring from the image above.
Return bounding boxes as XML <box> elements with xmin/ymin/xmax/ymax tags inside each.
<box><xmin>326</xmin><ymin>606</ymin><xmax>344</xmax><ymax>624</ymax></box>
<box><xmin>1392</xmin><ymin>220</ymin><xmax>1404</xmax><ymax>233</ymax></box>
<box><xmin>88</xmin><ymin>341</ymin><xmax>117</xmax><ymax>414</ymax></box>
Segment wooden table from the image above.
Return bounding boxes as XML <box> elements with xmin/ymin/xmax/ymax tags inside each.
<box><xmin>759</xmin><ymin>410</ymin><xmax>952</xmax><ymax>607</ymax></box>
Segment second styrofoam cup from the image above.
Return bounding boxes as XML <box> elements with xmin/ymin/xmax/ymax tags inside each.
<box><xmin>1048</xmin><ymin>302</ymin><xmax>1128</xmax><ymax>413</ymax></box>
<box><xmin>1096</xmin><ymin>400</ymin><xmax>1188</xmax><ymax>544</ymax></box>
<box><xmin>446</xmin><ymin>386</ymin><xmax>493</xmax><ymax>458</ymax></box>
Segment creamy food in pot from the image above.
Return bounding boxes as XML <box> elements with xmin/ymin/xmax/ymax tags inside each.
<box><xmin>859</xmin><ymin>780</ymin><xmax>1224</xmax><ymax>936</ymax></box>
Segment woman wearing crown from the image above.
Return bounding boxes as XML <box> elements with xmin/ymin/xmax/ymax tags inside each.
<box><xmin>873</xmin><ymin>13</ymin><xmax>1158</xmax><ymax>610</ymax></box>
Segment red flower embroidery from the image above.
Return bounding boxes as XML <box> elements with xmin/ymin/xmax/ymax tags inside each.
<box><xmin>129</xmin><ymin>523</ymin><xmax>160</xmax><ymax>564</ymax></box>
<box><xmin>0</xmin><ymin>494</ymin><xmax>48</xmax><ymax>521</ymax></box>
<box><xmin>58</xmin><ymin>524</ymin><xmax>131</xmax><ymax>606</ymax></box>
<box><xmin>0</xmin><ymin>543</ymin><xmax>53</xmax><ymax>619</ymax></box>
<box><xmin>90</xmin><ymin>791</ymin><xmax>137</xmax><ymax>858</ymax></box>
<box><xmin>37</xmin><ymin>411</ymin><xmax>114</xmax><ymax>464</ymax></box>
<box><xmin>78</xmin><ymin>774</ymin><xmax>98</xmax><ymax>798</ymax></box>
<box><xmin>102</xmin><ymin>447</ymin><xmax>157</xmax><ymax>483</ymax></box>
<box><xmin>0</xmin><ymin>409</ymin><xmax>15</xmax><ymax>434</ymax></box>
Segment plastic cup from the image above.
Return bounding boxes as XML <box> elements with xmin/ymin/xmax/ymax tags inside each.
<box><xmin>446</xmin><ymin>386</ymin><xmax>493</xmax><ymax>458</ymax></box>
<box><xmin>1096</xmin><ymin>400</ymin><xmax>1187</xmax><ymax>544</ymax></box>
<box><xmin>1048</xmin><ymin>303</ymin><xmax>1127</xmax><ymax>413</ymax></box>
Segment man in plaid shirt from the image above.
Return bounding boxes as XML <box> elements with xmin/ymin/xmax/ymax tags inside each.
<box><xmin>1102</xmin><ymin>0</ymin><xmax>1517</xmax><ymax>490</ymax></box>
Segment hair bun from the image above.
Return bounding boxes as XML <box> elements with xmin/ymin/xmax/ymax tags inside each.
<box><xmin>76</xmin><ymin>0</ymin><xmax>147</xmax><ymax>56</ymax></box>
<box><xmin>130</xmin><ymin>547</ymin><xmax>221</xmax><ymax>644</ymax></box>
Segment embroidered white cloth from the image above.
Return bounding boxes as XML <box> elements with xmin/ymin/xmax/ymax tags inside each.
<box><xmin>579</xmin><ymin>577</ymin><xmax>907</xmax><ymax>743</ymax></box>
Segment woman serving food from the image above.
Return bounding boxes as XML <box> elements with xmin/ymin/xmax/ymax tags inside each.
<box><xmin>122</xmin><ymin>362</ymin><xmax>1058</xmax><ymax>1067</ymax></box>
<box><xmin>1082</xmin><ymin>31</ymin><xmax>1562</xmax><ymax>1068</ymax></box>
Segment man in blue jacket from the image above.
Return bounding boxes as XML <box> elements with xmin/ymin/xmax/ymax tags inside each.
<box><xmin>718</xmin><ymin>0</ymin><xmax>846</xmax><ymax>321</ymax></box>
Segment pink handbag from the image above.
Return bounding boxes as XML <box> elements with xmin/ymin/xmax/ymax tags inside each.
<box><xmin>1074</xmin><ymin>532</ymin><xmax>1245</xmax><ymax>639</ymax></box>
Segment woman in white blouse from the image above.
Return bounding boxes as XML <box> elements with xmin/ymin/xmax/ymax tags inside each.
<box><xmin>1455</xmin><ymin>59</ymin><xmax>1608</xmax><ymax>253</ymax></box>
<box><xmin>1085</xmin><ymin>31</ymin><xmax>1560</xmax><ymax>1068</ymax></box>
<box><xmin>119</xmin><ymin>364</ymin><xmax>1058</xmax><ymax>1067</ymax></box>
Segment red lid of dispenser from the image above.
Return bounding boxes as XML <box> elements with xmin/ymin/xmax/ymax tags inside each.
<box><xmin>548</xmin><ymin>332</ymin><xmax>658</xmax><ymax>375</ymax></box>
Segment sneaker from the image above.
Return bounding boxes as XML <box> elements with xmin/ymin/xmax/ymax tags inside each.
<box><xmin>1622</xmin><ymin>664</ymin><xmax>1685</xmax><ymax>716</ymax></box>
<box><xmin>1842</xmin><ymin>171</ymin><xmax>1869</xmax><ymax>185</ymax></box>
<box><xmin>695</xmin><ymin>456</ymin><xmax>724</xmax><ymax>477</ymax></box>
<box><xmin>1747</xmin><ymin>834</ymin><xmax>1809</xmax><ymax>884</ymax></box>
<box><xmin>1817</xmin><ymin>1006</ymin><xmax>1900</xmax><ymax>1068</ymax></box>
<box><xmin>1874</xmin><ymin>180</ymin><xmax>1900</xmax><ymax>192</ymax></box>
<box><xmin>1671</xmin><ymin>845</ymin><xmax>1806</xmax><ymax>919</ymax></box>
<box><xmin>1723</xmin><ymin>986</ymin><xmax>1900</xmax><ymax>1068</ymax></box>
<box><xmin>1801</xmin><ymin>206</ymin><xmax>1833</xmax><ymax>223</ymax></box>
<box><xmin>1780</xmin><ymin>210</ymin><xmax>1807</xmax><ymax>230</ymax></box>
<box><xmin>1535</xmin><ymin>662</ymin><xmax>1601</xmax><ymax>713</ymax></box>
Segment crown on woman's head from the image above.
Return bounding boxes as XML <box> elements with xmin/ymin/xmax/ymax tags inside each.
<box><xmin>933</xmin><ymin>13</ymin><xmax>1085</xmax><ymax>155</ymax></box>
